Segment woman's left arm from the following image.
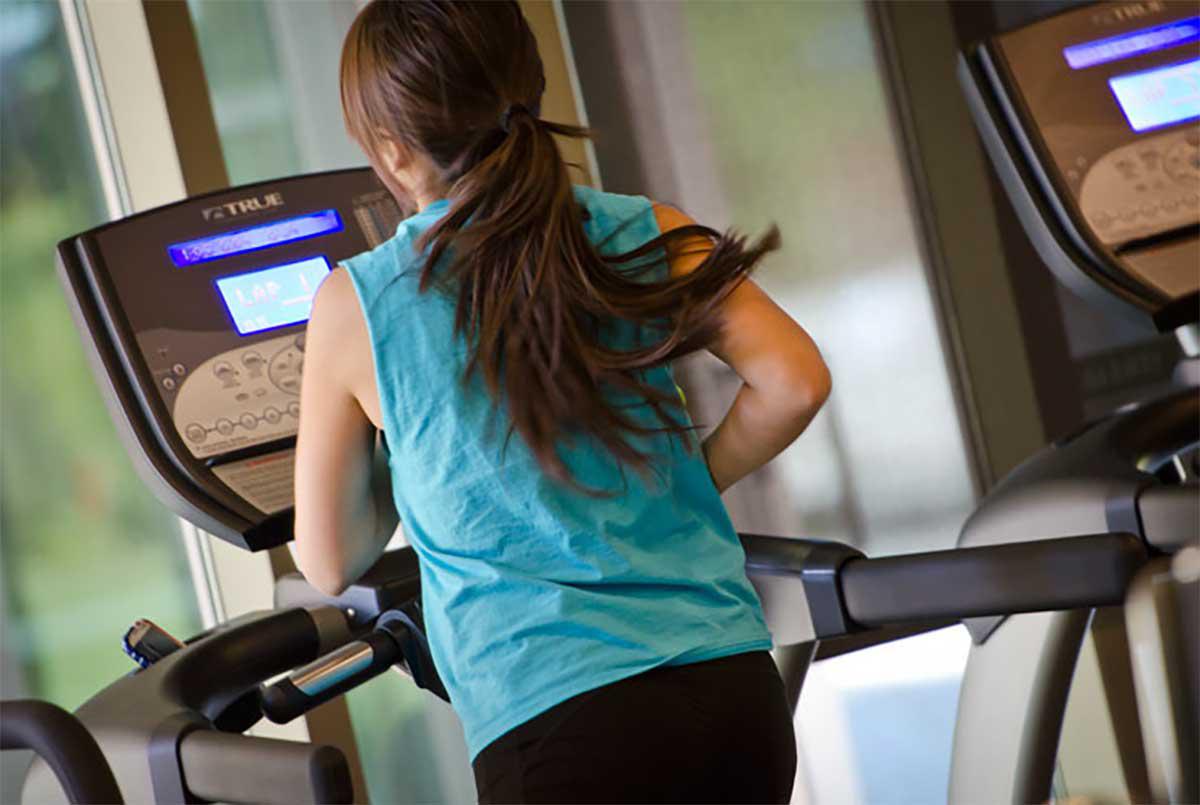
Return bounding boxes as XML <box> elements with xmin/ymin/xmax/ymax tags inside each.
<box><xmin>292</xmin><ymin>268</ymin><xmax>396</xmax><ymax>596</ymax></box>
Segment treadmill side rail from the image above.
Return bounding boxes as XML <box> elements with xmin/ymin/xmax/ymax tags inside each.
<box><xmin>841</xmin><ymin>533</ymin><xmax>1147</xmax><ymax>628</ymax></box>
<box><xmin>178</xmin><ymin>730</ymin><xmax>353</xmax><ymax>805</ymax></box>
<box><xmin>740</xmin><ymin>534</ymin><xmax>863</xmax><ymax>641</ymax></box>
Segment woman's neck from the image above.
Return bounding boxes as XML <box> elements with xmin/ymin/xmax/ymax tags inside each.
<box><xmin>413</xmin><ymin>187</ymin><xmax>447</xmax><ymax>211</ymax></box>
<box><xmin>401</xmin><ymin>155</ymin><xmax>448</xmax><ymax>212</ymax></box>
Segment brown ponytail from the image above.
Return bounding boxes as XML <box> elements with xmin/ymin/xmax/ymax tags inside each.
<box><xmin>341</xmin><ymin>0</ymin><xmax>780</xmax><ymax>486</ymax></box>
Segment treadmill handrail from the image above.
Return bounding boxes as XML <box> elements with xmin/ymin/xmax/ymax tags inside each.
<box><xmin>159</xmin><ymin>608</ymin><xmax>335</xmax><ymax>721</ymax></box>
<box><xmin>177</xmin><ymin>730</ymin><xmax>353</xmax><ymax>805</ymax></box>
<box><xmin>841</xmin><ymin>532</ymin><xmax>1148</xmax><ymax>628</ymax></box>
<box><xmin>739</xmin><ymin>533</ymin><xmax>864</xmax><ymax>637</ymax></box>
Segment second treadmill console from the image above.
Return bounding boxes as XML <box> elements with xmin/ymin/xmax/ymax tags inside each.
<box><xmin>962</xmin><ymin>1</ymin><xmax>1199</xmax><ymax>327</ymax></box>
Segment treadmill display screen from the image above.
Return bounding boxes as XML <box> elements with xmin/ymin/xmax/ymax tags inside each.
<box><xmin>1108</xmin><ymin>59</ymin><xmax>1200</xmax><ymax>132</ymax></box>
<box><xmin>1063</xmin><ymin>17</ymin><xmax>1200</xmax><ymax>70</ymax></box>
<box><xmin>215</xmin><ymin>256</ymin><xmax>331</xmax><ymax>335</ymax></box>
<box><xmin>169</xmin><ymin>209</ymin><xmax>343</xmax><ymax>267</ymax></box>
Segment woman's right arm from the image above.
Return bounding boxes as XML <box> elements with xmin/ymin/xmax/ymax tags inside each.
<box><xmin>654</xmin><ymin>204</ymin><xmax>831</xmax><ymax>493</ymax></box>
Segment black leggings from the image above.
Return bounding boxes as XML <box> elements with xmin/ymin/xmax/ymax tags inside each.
<box><xmin>472</xmin><ymin>650</ymin><xmax>796</xmax><ymax>804</ymax></box>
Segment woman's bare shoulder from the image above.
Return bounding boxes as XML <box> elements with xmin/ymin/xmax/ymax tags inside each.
<box><xmin>651</xmin><ymin>203</ymin><xmax>711</xmax><ymax>279</ymax></box>
<box><xmin>652</xmin><ymin>202</ymin><xmax>693</xmax><ymax>233</ymax></box>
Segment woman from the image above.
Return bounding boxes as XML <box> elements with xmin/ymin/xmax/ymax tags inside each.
<box><xmin>293</xmin><ymin>2</ymin><xmax>831</xmax><ymax>802</ymax></box>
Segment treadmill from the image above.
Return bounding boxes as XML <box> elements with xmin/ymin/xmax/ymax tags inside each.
<box><xmin>14</xmin><ymin>2</ymin><xmax>1196</xmax><ymax>801</ymax></box>
<box><xmin>956</xmin><ymin>2</ymin><xmax>1198</xmax><ymax>802</ymax></box>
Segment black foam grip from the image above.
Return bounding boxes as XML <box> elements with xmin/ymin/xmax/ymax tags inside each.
<box><xmin>841</xmin><ymin>533</ymin><xmax>1147</xmax><ymax>628</ymax></box>
<box><xmin>178</xmin><ymin>729</ymin><xmax>353</xmax><ymax>804</ymax></box>
<box><xmin>164</xmin><ymin>608</ymin><xmax>323</xmax><ymax>721</ymax></box>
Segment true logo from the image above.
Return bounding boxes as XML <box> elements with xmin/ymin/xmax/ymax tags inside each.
<box><xmin>1092</xmin><ymin>1</ymin><xmax>1165</xmax><ymax>26</ymax></box>
<box><xmin>202</xmin><ymin>192</ymin><xmax>284</xmax><ymax>221</ymax></box>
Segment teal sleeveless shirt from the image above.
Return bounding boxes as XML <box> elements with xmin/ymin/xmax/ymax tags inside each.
<box><xmin>342</xmin><ymin>185</ymin><xmax>772</xmax><ymax>760</ymax></box>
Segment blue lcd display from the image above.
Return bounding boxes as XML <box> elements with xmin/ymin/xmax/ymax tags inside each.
<box><xmin>1109</xmin><ymin>59</ymin><xmax>1200</xmax><ymax>132</ymax></box>
<box><xmin>169</xmin><ymin>209</ymin><xmax>342</xmax><ymax>267</ymax></box>
<box><xmin>1063</xmin><ymin>17</ymin><xmax>1200</xmax><ymax>70</ymax></box>
<box><xmin>215</xmin><ymin>256</ymin><xmax>331</xmax><ymax>335</ymax></box>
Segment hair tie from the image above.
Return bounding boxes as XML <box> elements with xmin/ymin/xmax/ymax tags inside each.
<box><xmin>499</xmin><ymin>103</ymin><xmax>530</xmax><ymax>133</ymax></box>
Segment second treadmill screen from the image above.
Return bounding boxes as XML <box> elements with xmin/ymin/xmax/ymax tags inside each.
<box><xmin>1109</xmin><ymin>59</ymin><xmax>1200</xmax><ymax>132</ymax></box>
<box><xmin>215</xmin><ymin>256</ymin><xmax>331</xmax><ymax>335</ymax></box>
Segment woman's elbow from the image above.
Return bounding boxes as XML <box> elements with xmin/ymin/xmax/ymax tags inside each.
<box><xmin>292</xmin><ymin>534</ymin><xmax>351</xmax><ymax>597</ymax></box>
<box><xmin>307</xmin><ymin>567</ymin><xmax>351</xmax><ymax>598</ymax></box>
<box><xmin>785</xmin><ymin>357</ymin><xmax>832</xmax><ymax>418</ymax></box>
<box><xmin>811</xmin><ymin>360</ymin><xmax>833</xmax><ymax>408</ymax></box>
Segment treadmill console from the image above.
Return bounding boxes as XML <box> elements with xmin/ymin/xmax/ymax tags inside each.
<box><xmin>59</xmin><ymin>169</ymin><xmax>405</xmax><ymax>550</ymax></box>
<box><xmin>961</xmin><ymin>1</ymin><xmax>1199</xmax><ymax>328</ymax></box>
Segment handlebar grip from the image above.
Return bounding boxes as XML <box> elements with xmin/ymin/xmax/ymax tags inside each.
<box><xmin>261</xmin><ymin>629</ymin><xmax>401</xmax><ymax>724</ymax></box>
<box><xmin>178</xmin><ymin>729</ymin><xmax>352</xmax><ymax>804</ymax></box>
<box><xmin>840</xmin><ymin>532</ymin><xmax>1147</xmax><ymax>628</ymax></box>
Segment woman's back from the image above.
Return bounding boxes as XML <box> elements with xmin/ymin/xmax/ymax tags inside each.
<box><xmin>342</xmin><ymin>184</ymin><xmax>771</xmax><ymax>760</ymax></box>
<box><xmin>295</xmin><ymin>4</ymin><xmax>830</xmax><ymax>799</ymax></box>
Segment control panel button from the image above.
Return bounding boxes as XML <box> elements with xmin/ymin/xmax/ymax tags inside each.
<box><xmin>213</xmin><ymin>361</ymin><xmax>239</xmax><ymax>388</ymax></box>
<box><xmin>1165</xmin><ymin>140</ymin><xmax>1200</xmax><ymax>184</ymax></box>
<box><xmin>172</xmin><ymin>363</ymin><xmax>187</xmax><ymax>376</ymax></box>
<box><xmin>171</xmin><ymin>332</ymin><xmax>318</xmax><ymax>459</ymax></box>
<box><xmin>241</xmin><ymin>351</ymin><xmax>266</xmax><ymax>377</ymax></box>
<box><xmin>162</xmin><ymin>376</ymin><xmax>177</xmax><ymax>392</ymax></box>
<box><xmin>268</xmin><ymin>346</ymin><xmax>304</xmax><ymax>395</ymax></box>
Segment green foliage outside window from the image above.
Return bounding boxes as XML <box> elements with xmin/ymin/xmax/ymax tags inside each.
<box><xmin>0</xmin><ymin>2</ymin><xmax>200</xmax><ymax>712</ymax></box>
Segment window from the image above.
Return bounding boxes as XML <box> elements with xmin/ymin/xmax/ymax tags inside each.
<box><xmin>0</xmin><ymin>4</ymin><xmax>201</xmax><ymax>800</ymax></box>
<box><xmin>187</xmin><ymin>0</ymin><xmax>365</xmax><ymax>184</ymax></box>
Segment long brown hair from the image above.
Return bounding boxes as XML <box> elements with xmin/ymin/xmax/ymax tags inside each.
<box><xmin>340</xmin><ymin>0</ymin><xmax>779</xmax><ymax>486</ymax></box>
